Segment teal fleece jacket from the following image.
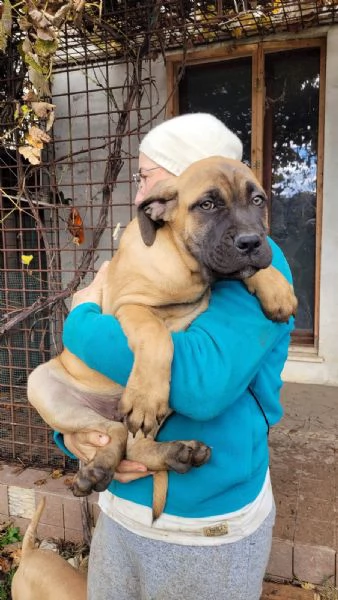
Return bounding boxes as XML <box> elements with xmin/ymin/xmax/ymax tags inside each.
<box><xmin>55</xmin><ymin>238</ymin><xmax>294</xmax><ymax>518</ymax></box>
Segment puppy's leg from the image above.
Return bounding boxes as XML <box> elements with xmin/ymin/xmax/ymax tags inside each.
<box><xmin>28</xmin><ymin>360</ymin><xmax>128</xmax><ymax>495</ymax></box>
<box><xmin>126</xmin><ymin>435</ymin><xmax>211</xmax><ymax>473</ymax></box>
<box><xmin>116</xmin><ymin>305</ymin><xmax>174</xmax><ymax>435</ymax></box>
<box><xmin>244</xmin><ymin>266</ymin><xmax>298</xmax><ymax>322</ymax></box>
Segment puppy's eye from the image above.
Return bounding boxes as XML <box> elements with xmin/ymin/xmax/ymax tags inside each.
<box><xmin>251</xmin><ymin>196</ymin><xmax>265</xmax><ymax>207</ymax></box>
<box><xmin>200</xmin><ymin>200</ymin><xmax>215</xmax><ymax>211</ymax></box>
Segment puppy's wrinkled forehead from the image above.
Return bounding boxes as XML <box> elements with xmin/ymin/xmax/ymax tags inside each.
<box><xmin>176</xmin><ymin>156</ymin><xmax>263</xmax><ymax>205</ymax></box>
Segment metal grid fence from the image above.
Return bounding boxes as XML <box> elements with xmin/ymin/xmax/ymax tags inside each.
<box><xmin>0</xmin><ymin>0</ymin><xmax>337</xmax><ymax>471</ymax></box>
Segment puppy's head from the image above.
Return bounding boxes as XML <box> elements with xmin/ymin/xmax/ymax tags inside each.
<box><xmin>137</xmin><ymin>156</ymin><xmax>272</xmax><ymax>281</ymax></box>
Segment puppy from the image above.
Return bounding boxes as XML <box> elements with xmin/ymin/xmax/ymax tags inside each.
<box><xmin>11</xmin><ymin>498</ymin><xmax>87</xmax><ymax>600</ymax></box>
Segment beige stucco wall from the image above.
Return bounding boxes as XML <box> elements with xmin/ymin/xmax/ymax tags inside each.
<box><xmin>283</xmin><ymin>26</ymin><xmax>338</xmax><ymax>386</ymax></box>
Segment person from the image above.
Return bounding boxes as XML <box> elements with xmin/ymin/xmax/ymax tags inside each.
<box><xmin>54</xmin><ymin>113</ymin><xmax>294</xmax><ymax>600</ymax></box>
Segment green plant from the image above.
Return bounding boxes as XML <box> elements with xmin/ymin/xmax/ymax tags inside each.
<box><xmin>0</xmin><ymin>525</ymin><xmax>22</xmax><ymax>549</ymax></box>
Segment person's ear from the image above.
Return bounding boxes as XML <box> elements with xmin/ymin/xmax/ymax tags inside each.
<box><xmin>137</xmin><ymin>180</ymin><xmax>178</xmax><ymax>246</ymax></box>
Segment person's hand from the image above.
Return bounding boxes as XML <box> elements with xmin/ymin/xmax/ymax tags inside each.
<box><xmin>113</xmin><ymin>460</ymin><xmax>155</xmax><ymax>483</ymax></box>
<box><xmin>63</xmin><ymin>432</ymin><xmax>154</xmax><ymax>483</ymax></box>
<box><xmin>71</xmin><ymin>261</ymin><xmax>110</xmax><ymax>310</ymax></box>
<box><xmin>64</xmin><ymin>431</ymin><xmax>111</xmax><ymax>463</ymax></box>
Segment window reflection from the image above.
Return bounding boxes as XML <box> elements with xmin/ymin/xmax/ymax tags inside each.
<box><xmin>264</xmin><ymin>49</ymin><xmax>320</xmax><ymax>333</ymax></box>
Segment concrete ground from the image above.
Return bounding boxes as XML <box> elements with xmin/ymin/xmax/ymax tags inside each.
<box><xmin>266</xmin><ymin>382</ymin><xmax>338</xmax><ymax>587</ymax></box>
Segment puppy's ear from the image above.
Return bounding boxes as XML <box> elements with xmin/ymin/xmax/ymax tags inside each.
<box><xmin>137</xmin><ymin>180</ymin><xmax>178</xmax><ymax>247</ymax></box>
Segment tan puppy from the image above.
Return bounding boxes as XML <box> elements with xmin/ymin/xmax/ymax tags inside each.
<box><xmin>11</xmin><ymin>498</ymin><xmax>87</xmax><ymax>600</ymax></box>
<box><xmin>27</xmin><ymin>157</ymin><xmax>297</xmax><ymax>518</ymax></box>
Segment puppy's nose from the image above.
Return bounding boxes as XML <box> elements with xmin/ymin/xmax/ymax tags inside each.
<box><xmin>234</xmin><ymin>234</ymin><xmax>262</xmax><ymax>254</ymax></box>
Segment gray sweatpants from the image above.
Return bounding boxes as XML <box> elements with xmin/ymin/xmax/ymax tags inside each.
<box><xmin>88</xmin><ymin>506</ymin><xmax>275</xmax><ymax>600</ymax></box>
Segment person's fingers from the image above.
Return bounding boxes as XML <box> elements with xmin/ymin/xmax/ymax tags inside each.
<box><xmin>63</xmin><ymin>433</ymin><xmax>91</xmax><ymax>462</ymax></box>
<box><xmin>113</xmin><ymin>470</ymin><xmax>154</xmax><ymax>483</ymax></box>
<box><xmin>63</xmin><ymin>431</ymin><xmax>110</xmax><ymax>463</ymax></box>
<box><xmin>116</xmin><ymin>459</ymin><xmax>148</xmax><ymax>473</ymax></box>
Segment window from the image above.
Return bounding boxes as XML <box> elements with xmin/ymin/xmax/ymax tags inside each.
<box><xmin>168</xmin><ymin>39</ymin><xmax>325</xmax><ymax>345</ymax></box>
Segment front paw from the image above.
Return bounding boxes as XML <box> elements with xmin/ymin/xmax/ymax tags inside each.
<box><xmin>262</xmin><ymin>284</ymin><xmax>298</xmax><ymax>323</ymax></box>
<box><xmin>120</xmin><ymin>387</ymin><xmax>169</xmax><ymax>436</ymax></box>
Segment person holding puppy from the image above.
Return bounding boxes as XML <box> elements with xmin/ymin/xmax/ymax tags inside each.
<box><xmin>55</xmin><ymin>113</ymin><xmax>294</xmax><ymax>600</ymax></box>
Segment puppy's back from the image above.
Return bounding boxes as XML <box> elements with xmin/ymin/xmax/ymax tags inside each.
<box><xmin>11</xmin><ymin>498</ymin><xmax>86</xmax><ymax>600</ymax></box>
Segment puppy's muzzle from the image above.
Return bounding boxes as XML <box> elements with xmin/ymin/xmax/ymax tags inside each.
<box><xmin>234</xmin><ymin>233</ymin><xmax>262</xmax><ymax>255</ymax></box>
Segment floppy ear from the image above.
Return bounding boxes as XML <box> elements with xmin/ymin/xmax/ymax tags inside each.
<box><xmin>137</xmin><ymin>180</ymin><xmax>178</xmax><ymax>247</ymax></box>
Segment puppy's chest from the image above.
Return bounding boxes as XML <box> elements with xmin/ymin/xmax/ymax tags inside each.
<box><xmin>102</xmin><ymin>242</ymin><xmax>206</xmax><ymax>314</ymax></box>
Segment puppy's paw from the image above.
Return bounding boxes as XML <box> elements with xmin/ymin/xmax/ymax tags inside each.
<box><xmin>262</xmin><ymin>285</ymin><xmax>298</xmax><ymax>323</ymax></box>
<box><xmin>165</xmin><ymin>441</ymin><xmax>211</xmax><ymax>474</ymax></box>
<box><xmin>72</xmin><ymin>464</ymin><xmax>114</xmax><ymax>496</ymax></box>
<box><xmin>120</xmin><ymin>387</ymin><xmax>169</xmax><ymax>436</ymax></box>
<box><xmin>245</xmin><ymin>266</ymin><xmax>298</xmax><ymax>323</ymax></box>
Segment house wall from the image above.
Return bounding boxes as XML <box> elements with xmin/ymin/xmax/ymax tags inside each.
<box><xmin>53</xmin><ymin>27</ymin><xmax>338</xmax><ymax>385</ymax></box>
<box><xmin>283</xmin><ymin>26</ymin><xmax>338</xmax><ymax>386</ymax></box>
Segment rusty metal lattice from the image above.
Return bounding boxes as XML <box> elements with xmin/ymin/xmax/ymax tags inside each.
<box><xmin>0</xmin><ymin>0</ymin><xmax>337</xmax><ymax>471</ymax></box>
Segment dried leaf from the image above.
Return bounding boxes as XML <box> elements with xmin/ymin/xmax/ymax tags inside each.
<box><xmin>34</xmin><ymin>477</ymin><xmax>47</xmax><ymax>486</ymax></box>
<box><xmin>46</xmin><ymin>109</ymin><xmax>55</xmax><ymax>131</ymax></box>
<box><xmin>51</xmin><ymin>3</ymin><xmax>71</xmax><ymax>27</ymax></box>
<box><xmin>28</xmin><ymin>8</ymin><xmax>51</xmax><ymax>30</ymax></box>
<box><xmin>51</xmin><ymin>469</ymin><xmax>64</xmax><ymax>479</ymax></box>
<box><xmin>9</xmin><ymin>548</ymin><xmax>22</xmax><ymax>566</ymax></box>
<box><xmin>22</xmin><ymin>37</ymin><xmax>33</xmax><ymax>54</ymax></box>
<box><xmin>67</xmin><ymin>208</ymin><xmax>85</xmax><ymax>245</ymax></box>
<box><xmin>0</xmin><ymin>555</ymin><xmax>11</xmax><ymax>573</ymax></box>
<box><xmin>301</xmin><ymin>581</ymin><xmax>315</xmax><ymax>590</ymax></box>
<box><xmin>0</xmin><ymin>0</ymin><xmax>12</xmax><ymax>51</ymax></box>
<box><xmin>31</xmin><ymin>101</ymin><xmax>56</xmax><ymax>119</ymax></box>
<box><xmin>35</xmin><ymin>38</ymin><xmax>59</xmax><ymax>59</ymax></box>
<box><xmin>18</xmin><ymin>146</ymin><xmax>41</xmax><ymax>165</ymax></box>
<box><xmin>28</xmin><ymin>67</ymin><xmax>51</xmax><ymax>96</ymax></box>
<box><xmin>64</xmin><ymin>476</ymin><xmax>74</xmax><ymax>487</ymax></box>
<box><xmin>36</xmin><ymin>27</ymin><xmax>57</xmax><ymax>41</ymax></box>
<box><xmin>24</xmin><ymin>51</ymin><xmax>45</xmax><ymax>74</ymax></box>
<box><xmin>26</xmin><ymin>125</ymin><xmax>51</xmax><ymax>147</ymax></box>
<box><xmin>23</xmin><ymin>90</ymin><xmax>39</xmax><ymax>102</ymax></box>
<box><xmin>74</xmin><ymin>0</ymin><xmax>86</xmax><ymax>12</ymax></box>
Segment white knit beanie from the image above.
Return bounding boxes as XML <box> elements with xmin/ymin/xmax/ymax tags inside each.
<box><xmin>139</xmin><ymin>113</ymin><xmax>243</xmax><ymax>176</ymax></box>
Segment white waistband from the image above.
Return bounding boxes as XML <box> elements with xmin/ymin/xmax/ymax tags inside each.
<box><xmin>98</xmin><ymin>470</ymin><xmax>273</xmax><ymax>546</ymax></box>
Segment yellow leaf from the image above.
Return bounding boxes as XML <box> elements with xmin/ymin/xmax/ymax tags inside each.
<box><xmin>51</xmin><ymin>469</ymin><xmax>64</xmax><ymax>479</ymax></box>
<box><xmin>21</xmin><ymin>254</ymin><xmax>34</xmax><ymax>266</ymax></box>
<box><xmin>301</xmin><ymin>581</ymin><xmax>315</xmax><ymax>590</ymax></box>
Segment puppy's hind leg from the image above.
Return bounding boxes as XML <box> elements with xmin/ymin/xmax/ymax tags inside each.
<box><xmin>71</xmin><ymin>422</ymin><xmax>128</xmax><ymax>496</ymax></box>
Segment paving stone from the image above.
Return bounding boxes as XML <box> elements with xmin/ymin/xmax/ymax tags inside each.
<box><xmin>35</xmin><ymin>491</ymin><xmax>64</xmax><ymax>527</ymax></box>
<box><xmin>36</xmin><ymin>522</ymin><xmax>65</xmax><ymax>541</ymax></box>
<box><xmin>267</xmin><ymin>538</ymin><xmax>293</xmax><ymax>580</ymax></box>
<box><xmin>0</xmin><ymin>483</ymin><xmax>9</xmax><ymax>516</ymax></box>
<box><xmin>293</xmin><ymin>542</ymin><xmax>336</xmax><ymax>585</ymax></box>
<box><xmin>63</xmin><ymin>497</ymin><xmax>83</xmax><ymax>531</ymax></box>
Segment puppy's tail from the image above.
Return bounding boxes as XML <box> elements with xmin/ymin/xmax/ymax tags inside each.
<box><xmin>152</xmin><ymin>471</ymin><xmax>168</xmax><ymax>521</ymax></box>
<box><xmin>21</xmin><ymin>497</ymin><xmax>46</xmax><ymax>557</ymax></box>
